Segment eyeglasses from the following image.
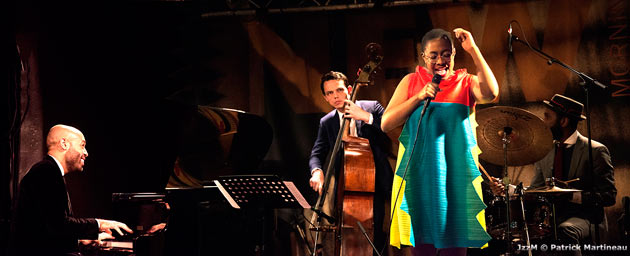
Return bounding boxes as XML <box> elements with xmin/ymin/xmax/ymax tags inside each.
<box><xmin>423</xmin><ymin>52</ymin><xmax>453</xmax><ymax>63</ymax></box>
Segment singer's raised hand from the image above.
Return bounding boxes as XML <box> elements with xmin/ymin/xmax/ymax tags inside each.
<box><xmin>453</xmin><ymin>28</ymin><xmax>477</xmax><ymax>54</ymax></box>
<box><xmin>383</xmin><ymin>28</ymin><xmax>497</xmax><ymax>132</ymax></box>
<box><xmin>453</xmin><ymin>28</ymin><xmax>499</xmax><ymax>103</ymax></box>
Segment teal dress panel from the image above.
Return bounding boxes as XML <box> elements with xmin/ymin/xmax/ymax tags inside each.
<box><xmin>395</xmin><ymin>101</ymin><xmax>490</xmax><ymax>248</ymax></box>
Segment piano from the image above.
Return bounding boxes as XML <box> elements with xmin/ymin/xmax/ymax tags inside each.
<box><xmin>92</xmin><ymin>106</ymin><xmax>275</xmax><ymax>256</ymax></box>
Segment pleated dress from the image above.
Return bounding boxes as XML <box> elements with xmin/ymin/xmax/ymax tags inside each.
<box><xmin>390</xmin><ymin>66</ymin><xmax>490</xmax><ymax>249</ymax></box>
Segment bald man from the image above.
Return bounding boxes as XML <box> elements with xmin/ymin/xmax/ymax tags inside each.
<box><xmin>13</xmin><ymin>124</ymin><xmax>132</xmax><ymax>256</ymax></box>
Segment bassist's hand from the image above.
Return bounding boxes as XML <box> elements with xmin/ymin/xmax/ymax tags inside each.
<box><xmin>343</xmin><ymin>100</ymin><xmax>370</xmax><ymax>123</ymax></box>
<box><xmin>310</xmin><ymin>169</ymin><xmax>324</xmax><ymax>194</ymax></box>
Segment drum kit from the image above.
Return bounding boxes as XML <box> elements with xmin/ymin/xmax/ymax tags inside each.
<box><xmin>476</xmin><ymin>106</ymin><xmax>583</xmax><ymax>255</ymax></box>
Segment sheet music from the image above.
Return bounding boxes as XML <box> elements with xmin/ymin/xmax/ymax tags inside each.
<box><xmin>283</xmin><ymin>181</ymin><xmax>311</xmax><ymax>209</ymax></box>
<box><xmin>213</xmin><ymin>181</ymin><xmax>240</xmax><ymax>209</ymax></box>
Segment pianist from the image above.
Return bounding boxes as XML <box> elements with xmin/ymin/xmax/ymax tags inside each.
<box><xmin>12</xmin><ymin>124</ymin><xmax>133</xmax><ymax>256</ymax></box>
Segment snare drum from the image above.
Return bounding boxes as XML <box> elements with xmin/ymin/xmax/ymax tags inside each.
<box><xmin>486</xmin><ymin>195</ymin><xmax>552</xmax><ymax>240</ymax></box>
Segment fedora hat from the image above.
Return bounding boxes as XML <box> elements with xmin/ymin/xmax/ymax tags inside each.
<box><xmin>543</xmin><ymin>94</ymin><xmax>586</xmax><ymax>120</ymax></box>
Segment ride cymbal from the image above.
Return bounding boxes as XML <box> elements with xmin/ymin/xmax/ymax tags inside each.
<box><xmin>476</xmin><ymin>106</ymin><xmax>553</xmax><ymax>166</ymax></box>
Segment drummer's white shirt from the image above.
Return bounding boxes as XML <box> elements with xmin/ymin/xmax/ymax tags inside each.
<box><xmin>562</xmin><ymin>130</ymin><xmax>582</xmax><ymax>203</ymax></box>
<box><xmin>562</xmin><ymin>130</ymin><xmax>578</xmax><ymax>148</ymax></box>
<box><xmin>522</xmin><ymin>131</ymin><xmax>582</xmax><ymax>203</ymax></box>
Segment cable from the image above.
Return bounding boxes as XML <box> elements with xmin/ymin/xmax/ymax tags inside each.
<box><xmin>380</xmin><ymin>76</ymin><xmax>439</xmax><ymax>255</ymax></box>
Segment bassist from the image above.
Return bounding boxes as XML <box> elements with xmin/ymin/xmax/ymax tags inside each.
<box><xmin>309</xmin><ymin>71</ymin><xmax>393</xmax><ymax>255</ymax></box>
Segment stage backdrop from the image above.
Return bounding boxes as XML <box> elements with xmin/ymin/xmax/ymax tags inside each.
<box><xmin>13</xmin><ymin>0</ymin><xmax>629</xmax><ymax>249</ymax></box>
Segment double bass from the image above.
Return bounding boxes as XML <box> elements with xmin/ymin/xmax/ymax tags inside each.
<box><xmin>312</xmin><ymin>43</ymin><xmax>383</xmax><ymax>256</ymax></box>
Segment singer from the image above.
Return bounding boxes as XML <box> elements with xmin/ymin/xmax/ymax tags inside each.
<box><xmin>381</xmin><ymin>28</ymin><xmax>499</xmax><ymax>256</ymax></box>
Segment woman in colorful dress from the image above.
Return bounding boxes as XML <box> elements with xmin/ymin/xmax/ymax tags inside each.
<box><xmin>381</xmin><ymin>28</ymin><xmax>499</xmax><ymax>256</ymax></box>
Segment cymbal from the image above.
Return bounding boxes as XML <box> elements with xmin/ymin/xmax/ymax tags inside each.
<box><xmin>524</xmin><ymin>186</ymin><xmax>582</xmax><ymax>194</ymax></box>
<box><xmin>476</xmin><ymin>106</ymin><xmax>553</xmax><ymax>166</ymax></box>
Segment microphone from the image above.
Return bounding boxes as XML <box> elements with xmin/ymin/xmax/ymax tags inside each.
<box><xmin>423</xmin><ymin>73</ymin><xmax>443</xmax><ymax>111</ymax></box>
<box><xmin>508</xmin><ymin>23</ymin><xmax>513</xmax><ymax>53</ymax></box>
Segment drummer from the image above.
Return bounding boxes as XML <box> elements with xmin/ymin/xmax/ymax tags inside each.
<box><xmin>490</xmin><ymin>94</ymin><xmax>616</xmax><ymax>253</ymax></box>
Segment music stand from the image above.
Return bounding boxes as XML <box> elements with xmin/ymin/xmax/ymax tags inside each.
<box><xmin>214</xmin><ymin>175</ymin><xmax>310</xmax><ymax>255</ymax></box>
<box><xmin>214</xmin><ymin>175</ymin><xmax>310</xmax><ymax>210</ymax></box>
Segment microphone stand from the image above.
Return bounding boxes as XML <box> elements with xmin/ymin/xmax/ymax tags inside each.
<box><xmin>511</xmin><ymin>36</ymin><xmax>607</xmax><ymax>90</ymax></box>
<box><xmin>382</xmin><ymin>75</ymin><xmax>441</xmax><ymax>256</ymax></box>
<box><xmin>310</xmin><ymin>76</ymin><xmax>375</xmax><ymax>256</ymax></box>
<box><xmin>511</xmin><ymin>35</ymin><xmax>608</xmax><ymax>243</ymax></box>
<box><xmin>501</xmin><ymin>127</ymin><xmax>513</xmax><ymax>256</ymax></box>
<box><xmin>310</xmin><ymin>121</ymin><xmax>343</xmax><ymax>256</ymax></box>
<box><xmin>515</xmin><ymin>183</ymin><xmax>533</xmax><ymax>256</ymax></box>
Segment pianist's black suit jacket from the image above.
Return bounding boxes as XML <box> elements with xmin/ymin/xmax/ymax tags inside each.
<box><xmin>13</xmin><ymin>155</ymin><xmax>99</xmax><ymax>256</ymax></box>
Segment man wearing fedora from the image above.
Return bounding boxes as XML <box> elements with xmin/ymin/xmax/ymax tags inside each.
<box><xmin>533</xmin><ymin>94</ymin><xmax>616</xmax><ymax>253</ymax></box>
<box><xmin>490</xmin><ymin>94</ymin><xmax>616</xmax><ymax>254</ymax></box>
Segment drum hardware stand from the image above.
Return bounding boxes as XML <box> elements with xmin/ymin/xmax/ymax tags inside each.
<box><xmin>309</xmin><ymin>218</ymin><xmax>339</xmax><ymax>256</ymax></box>
<box><xmin>311</xmin><ymin>216</ymin><xmax>322</xmax><ymax>256</ymax></box>
<box><xmin>310</xmin><ymin>115</ymin><xmax>342</xmax><ymax>256</ymax></box>
<box><xmin>545</xmin><ymin>177</ymin><xmax>560</xmax><ymax>241</ymax></box>
<box><xmin>515</xmin><ymin>183</ymin><xmax>533</xmax><ymax>256</ymax></box>
<box><xmin>510</xmin><ymin>20</ymin><xmax>608</xmax><ymax>244</ymax></box>
<box><xmin>295</xmin><ymin>222</ymin><xmax>314</xmax><ymax>255</ymax></box>
<box><xmin>501</xmin><ymin>126</ymin><xmax>514</xmax><ymax>256</ymax></box>
<box><xmin>214</xmin><ymin>175</ymin><xmax>310</xmax><ymax>256</ymax></box>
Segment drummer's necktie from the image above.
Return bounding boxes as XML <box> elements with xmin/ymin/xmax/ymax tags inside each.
<box><xmin>553</xmin><ymin>143</ymin><xmax>566</xmax><ymax>180</ymax></box>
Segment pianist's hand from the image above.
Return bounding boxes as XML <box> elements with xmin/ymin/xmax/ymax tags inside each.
<box><xmin>96</xmin><ymin>219</ymin><xmax>133</xmax><ymax>236</ymax></box>
<box><xmin>78</xmin><ymin>232</ymin><xmax>114</xmax><ymax>247</ymax></box>
<box><xmin>147</xmin><ymin>223</ymin><xmax>167</xmax><ymax>234</ymax></box>
<box><xmin>79</xmin><ymin>239</ymin><xmax>100</xmax><ymax>248</ymax></box>
<box><xmin>98</xmin><ymin>232</ymin><xmax>115</xmax><ymax>240</ymax></box>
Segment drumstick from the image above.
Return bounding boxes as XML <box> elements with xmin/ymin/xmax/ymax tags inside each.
<box><xmin>556</xmin><ymin>178</ymin><xmax>580</xmax><ymax>187</ymax></box>
<box><xmin>477</xmin><ymin>163</ymin><xmax>494</xmax><ymax>181</ymax></box>
<box><xmin>564</xmin><ymin>178</ymin><xmax>580</xmax><ymax>183</ymax></box>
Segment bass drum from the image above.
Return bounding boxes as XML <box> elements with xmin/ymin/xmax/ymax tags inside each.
<box><xmin>486</xmin><ymin>195</ymin><xmax>552</xmax><ymax>240</ymax></box>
